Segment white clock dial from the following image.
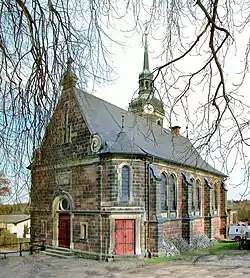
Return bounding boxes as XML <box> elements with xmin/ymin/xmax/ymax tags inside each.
<box><xmin>91</xmin><ymin>134</ymin><xmax>102</xmax><ymax>153</ymax></box>
<box><xmin>143</xmin><ymin>103</ymin><xmax>154</xmax><ymax>114</ymax></box>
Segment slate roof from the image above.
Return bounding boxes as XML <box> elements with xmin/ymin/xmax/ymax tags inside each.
<box><xmin>0</xmin><ymin>213</ymin><xmax>30</xmax><ymax>224</ymax></box>
<box><xmin>74</xmin><ymin>89</ymin><xmax>225</xmax><ymax>177</ymax></box>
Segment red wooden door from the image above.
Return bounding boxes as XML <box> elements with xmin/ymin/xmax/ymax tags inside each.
<box><xmin>114</xmin><ymin>219</ymin><xmax>135</xmax><ymax>255</ymax></box>
<box><xmin>58</xmin><ymin>214</ymin><xmax>70</xmax><ymax>248</ymax></box>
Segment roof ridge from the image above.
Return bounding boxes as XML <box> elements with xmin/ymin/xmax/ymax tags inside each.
<box><xmin>74</xmin><ymin>88</ymin><xmax>226</xmax><ymax>177</ymax></box>
<box><xmin>76</xmin><ymin>89</ymin><xmax>128</xmax><ymax>114</ymax></box>
<box><xmin>76</xmin><ymin>89</ymin><xmax>176</xmax><ymax>133</ymax></box>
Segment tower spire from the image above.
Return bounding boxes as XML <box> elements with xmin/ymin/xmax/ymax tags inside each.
<box><xmin>138</xmin><ymin>22</ymin><xmax>153</xmax><ymax>88</ymax></box>
<box><xmin>128</xmin><ymin>27</ymin><xmax>165</xmax><ymax>126</ymax></box>
<box><xmin>143</xmin><ymin>25</ymin><xmax>149</xmax><ymax>71</ymax></box>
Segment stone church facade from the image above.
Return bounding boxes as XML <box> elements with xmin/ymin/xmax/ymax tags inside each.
<box><xmin>30</xmin><ymin>36</ymin><xmax>228</xmax><ymax>258</ymax></box>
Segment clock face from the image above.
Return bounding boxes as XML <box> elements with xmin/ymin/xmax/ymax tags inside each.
<box><xmin>91</xmin><ymin>134</ymin><xmax>102</xmax><ymax>153</ymax></box>
<box><xmin>143</xmin><ymin>103</ymin><xmax>154</xmax><ymax>114</ymax></box>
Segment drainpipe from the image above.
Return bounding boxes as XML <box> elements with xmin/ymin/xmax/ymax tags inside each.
<box><xmin>144</xmin><ymin>159</ymin><xmax>148</xmax><ymax>256</ymax></box>
<box><xmin>147</xmin><ymin>161</ymin><xmax>151</xmax><ymax>258</ymax></box>
<box><xmin>98</xmin><ymin>163</ymin><xmax>103</xmax><ymax>260</ymax></box>
<box><xmin>146</xmin><ymin>157</ymin><xmax>153</xmax><ymax>258</ymax></box>
<box><xmin>105</xmin><ymin>217</ymin><xmax>109</xmax><ymax>261</ymax></box>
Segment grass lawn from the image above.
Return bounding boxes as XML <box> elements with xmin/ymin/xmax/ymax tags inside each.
<box><xmin>145</xmin><ymin>241</ymin><xmax>243</xmax><ymax>264</ymax></box>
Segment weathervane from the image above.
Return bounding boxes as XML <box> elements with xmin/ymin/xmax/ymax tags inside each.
<box><xmin>144</xmin><ymin>20</ymin><xmax>149</xmax><ymax>35</ymax></box>
<box><xmin>143</xmin><ymin>21</ymin><xmax>149</xmax><ymax>47</ymax></box>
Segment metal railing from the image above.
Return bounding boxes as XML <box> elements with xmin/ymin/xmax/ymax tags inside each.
<box><xmin>0</xmin><ymin>240</ymin><xmax>45</xmax><ymax>258</ymax></box>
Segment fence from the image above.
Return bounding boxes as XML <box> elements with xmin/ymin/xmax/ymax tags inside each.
<box><xmin>0</xmin><ymin>240</ymin><xmax>45</xmax><ymax>259</ymax></box>
<box><xmin>0</xmin><ymin>235</ymin><xmax>29</xmax><ymax>249</ymax></box>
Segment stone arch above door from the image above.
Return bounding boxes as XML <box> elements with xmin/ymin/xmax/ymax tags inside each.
<box><xmin>52</xmin><ymin>190</ymin><xmax>74</xmax><ymax>214</ymax></box>
<box><xmin>52</xmin><ymin>191</ymin><xmax>74</xmax><ymax>248</ymax></box>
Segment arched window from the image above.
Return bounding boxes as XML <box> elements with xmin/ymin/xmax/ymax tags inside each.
<box><xmin>169</xmin><ymin>174</ymin><xmax>176</xmax><ymax>211</ymax></box>
<box><xmin>59</xmin><ymin>198</ymin><xmax>70</xmax><ymax>211</ymax></box>
<box><xmin>214</xmin><ymin>186</ymin><xmax>218</xmax><ymax>210</ymax></box>
<box><xmin>161</xmin><ymin>173</ymin><xmax>167</xmax><ymax>211</ymax></box>
<box><xmin>121</xmin><ymin>165</ymin><xmax>130</xmax><ymax>202</ymax></box>
<box><xmin>195</xmin><ymin>180</ymin><xmax>201</xmax><ymax>211</ymax></box>
<box><xmin>190</xmin><ymin>178</ymin><xmax>195</xmax><ymax>211</ymax></box>
<box><xmin>54</xmin><ymin>194</ymin><xmax>73</xmax><ymax>212</ymax></box>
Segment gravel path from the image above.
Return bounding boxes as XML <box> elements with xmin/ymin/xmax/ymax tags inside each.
<box><xmin>0</xmin><ymin>254</ymin><xmax>144</xmax><ymax>278</ymax></box>
<box><xmin>1</xmin><ymin>252</ymin><xmax>250</xmax><ymax>278</ymax></box>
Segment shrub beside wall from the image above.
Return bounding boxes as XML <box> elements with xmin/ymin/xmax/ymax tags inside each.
<box><xmin>162</xmin><ymin>235</ymin><xmax>214</xmax><ymax>256</ymax></box>
<box><xmin>0</xmin><ymin>229</ymin><xmax>29</xmax><ymax>249</ymax></box>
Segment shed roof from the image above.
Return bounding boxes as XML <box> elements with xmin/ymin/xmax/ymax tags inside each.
<box><xmin>0</xmin><ymin>214</ymin><xmax>30</xmax><ymax>224</ymax></box>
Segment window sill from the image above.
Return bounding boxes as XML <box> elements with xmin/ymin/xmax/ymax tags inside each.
<box><xmin>161</xmin><ymin>211</ymin><xmax>168</xmax><ymax>218</ymax></box>
<box><xmin>169</xmin><ymin>211</ymin><xmax>177</xmax><ymax>218</ymax></box>
<box><xmin>189</xmin><ymin>211</ymin><xmax>201</xmax><ymax>216</ymax></box>
<box><xmin>120</xmin><ymin>199</ymin><xmax>131</xmax><ymax>203</ymax></box>
<box><xmin>79</xmin><ymin>238</ymin><xmax>88</xmax><ymax>242</ymax></box>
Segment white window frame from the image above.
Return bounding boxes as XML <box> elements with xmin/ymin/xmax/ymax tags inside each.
<box><xmin>41</xmin><ymin>220</ymin><xmax>47</xmax><ymax>237</ymax></box>
<box><xmin>80</xmin><ymin>222</ymin><xmax>88</xmax><ymax>240</ymax></box>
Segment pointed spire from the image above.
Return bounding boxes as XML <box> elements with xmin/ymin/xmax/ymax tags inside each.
<box><xmin>143</xmin><ymin>25</ymin><xmax>149</xmax><ymax>71</ymax></box>
<box><xmin>128</xmin><ymin>28</ymin><xmax>165</xmax><ymax>123</ymax></box>
<box><xmin>61</xmin><ymin>57</ymin><xmax>78</xmax><ymax>89</ymax></box>
<box><xmin>139</xmin><ymin>22</ymin><xmax>152</xmax><ymax>82</ymax></box>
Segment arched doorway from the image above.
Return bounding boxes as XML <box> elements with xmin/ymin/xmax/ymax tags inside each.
<box><xmin>52</xmin><ymin>193</ymin><xmax>73</xmax><ymax>248</ymax></box>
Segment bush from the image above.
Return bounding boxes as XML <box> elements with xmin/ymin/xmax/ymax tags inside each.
<box><xmin>0</xmin><ymin>229</ymin><xmax>17</xmax><ymax>247</ymax></box>
<box><xmin>0</xmin><ymin>229</ymin><xmax>29</xmax><ymax>249</ymax></box>
<box><xmin>163</xmin><ymin>235</ymin><xmax>213</xmax><ymax>256</ymax></box>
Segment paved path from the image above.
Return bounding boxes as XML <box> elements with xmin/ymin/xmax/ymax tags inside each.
<box><xmin>1</xmin><ymin>253</ymin><xmax>250</xmax><ymax>277</ymax></box>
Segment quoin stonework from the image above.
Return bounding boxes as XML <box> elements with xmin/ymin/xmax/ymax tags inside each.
<box><xmin>30</xmin><ymin>34</ymin><xmax>228</xmax><ymax>259</ymax></box>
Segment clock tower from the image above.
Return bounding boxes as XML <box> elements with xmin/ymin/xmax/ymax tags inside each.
<box><xmin>129</xmin><ymin>30</ymin><xmax>165</xmax><ymax>126</ymax></box>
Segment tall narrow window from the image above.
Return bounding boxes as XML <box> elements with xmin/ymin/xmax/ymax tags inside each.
<box><xmin>121</xmin><ymin>165</ymin><xmax>130</xmax><ymax>201</ymax></box>
<box><xmin>62</xmin><ymin>102</ymin><xmax>71</xmax><ymax>143</ymax></box>
<box><xmin>214</xmin><ymin>186</ymin><xmax>218</xmax><ymax>210</ymax></box>
<box><xmin>196</xmin><ymin>180</ymin><xmax>201</xmax><ymax>211</ymax></box>
<box><xmin>161</xmin><ymin>174</ymin><xmax>167</xmax><ymax>211</ymax></box>
<box><xmin>41</xmin><ymin>220</ymin><xmax>47</xmax><ymax>237</ymax></box>
<box><xmin>169</xmin><ymin>174</ymin><xmax>176</xmax><ymax>211</ymax></box>
<box><xmin>80</xmin><ymin>223</ymin><xmax>88</xmax><ymax>240</ymax></box>
<box><xmin>190</xmin><ymin>178</ymin><xmax>195</xmax><ymax>211</ymax></box>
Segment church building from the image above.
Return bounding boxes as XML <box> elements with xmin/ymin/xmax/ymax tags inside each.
<box><xmin>30</xmin><ymin>34</ymin><xmax>228</xmax><ymax>258</ymax></box>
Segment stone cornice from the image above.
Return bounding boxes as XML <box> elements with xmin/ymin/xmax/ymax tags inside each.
<box><xmin>32</xmin><ymin>156</ymin><xmax>100</xmax><ymax>172</ymax></box>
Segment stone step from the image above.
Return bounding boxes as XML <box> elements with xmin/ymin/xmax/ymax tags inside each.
<box><xmin>42</xmin><ymin>250</ymin><xmax>72</xmax><ymax>259</ymax></box>
<box><xmin>44</xmin><ymin>248</ymin><xmax>72</xmax><ymax>256</ymax></box>
<box><xmin>45</xmin><ymin>245</ymin><xmax>72</xmax><ymax>254</ymax></box>
<box><xmin>43</xmin><ymin>245</ymin><xmax>74</xmax><ymax>259</ymax></box>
